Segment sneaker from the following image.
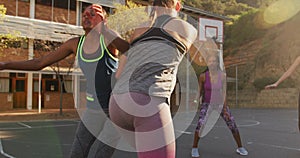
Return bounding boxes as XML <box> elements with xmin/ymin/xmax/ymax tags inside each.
<box><xmin>236</xmin><ymin>147</ymin><xmax>248</xmax><ymax>156</ymax></box>
<box><xmin>191</xmin><ymin>148</ymin><xmax>200</xmax><ymax>157</ymax></box>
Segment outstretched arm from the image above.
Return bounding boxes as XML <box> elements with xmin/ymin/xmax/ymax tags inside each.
<box><xmin>221</xmin><ymin>72</ymin><xmax>227</xmax><ymax>106</ymax></box>
<box><xmin>265</xmin><ymin>56</ymin><xmax>300</xmax><ymax>89</ymax></box>
<box><xmin>0</xmin><ymin>37</ymin><xmax>78</xmax><ymax>71</ymax></box>
<box><xmin>221</xmin><ymin>72</ymin><xmax>231</xmax><ymax>118</ymax></box>
<box><xmin>195</xmin><ymin>73</ymin><xmax>205</xmax><ymax>103</ymax></box>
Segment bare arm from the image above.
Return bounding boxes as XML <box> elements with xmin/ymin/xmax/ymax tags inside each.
<box><xmin>101</xmin><ymin>22</ymin><xmax>129</xmax><ymax>55</ymax></box>
<box><xmin>189</xmin><ymin>38</ymin><xmax>217</xmax><ymax>64</ymax></box>
<box><xmin>164</xmin><ymin>19</ymin><xmax>197</xmax><ymax>50</ymax></box>
<box><xmin>0</xmin><ymin>37</ymin><xmax>78</xmax><ymax>71</ymax></box>
<box><xmin>221</xmin><ymin>72</ymin><xmax>231</xmax><ymax>118</ymax></box>
<box><xmin>106</xmin><ymin>43</ymin><xmax>119</xmax><ymax>58</ymax></box>
<box><xmin>195</xmin><ymin>73</ymin><xmax>205</xmax><ymax>103</ymax></box>
<box><xmin>221</xmin><ymin>72</ymin><xmax>228</xmax><ymax>108</ymax></box>
<box><xmin>265</xmin><ymin>56</ymin><xmax>300</xmax><ymax>89</ymax></box>
<box><xmin>106</xmin><ymin>35</ymin><xmax>129</xmax><ymax>55</ymax></box>
<box><xmin>115</xmin><ymin>54</ymin><xmax>127</xmax><ymax>79</ymax></box>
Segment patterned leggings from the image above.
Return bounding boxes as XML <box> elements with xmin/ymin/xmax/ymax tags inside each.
<box><xmin>195</xmin><ymin>102</ymin><xmax>239</xmax><ymax>134</ymax></box>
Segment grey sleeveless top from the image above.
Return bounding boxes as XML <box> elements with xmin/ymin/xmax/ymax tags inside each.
<box><xmin>113</xmin><ymin>14</ymin><xmax>187</xmax><ymax>98</ymax></box>
<box><xmin>77</xmin><ymin>35</ymin><xmax>118</xmax><ymax>110</ymax></box>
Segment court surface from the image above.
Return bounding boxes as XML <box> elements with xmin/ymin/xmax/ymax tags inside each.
<box><xmin>0</xmin><ymin>108</ymin><xmax>299</xmax><ymax>158</ymax></box>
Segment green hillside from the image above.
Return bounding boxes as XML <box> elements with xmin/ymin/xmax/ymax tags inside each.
<box><xmin>224</xmin><ymin>5</ymin><xmax>300</xmax><ymax>90</ymax></box>
<box><xmin>181</xmin><ymin>0</ymin><xmax>300</xmax><ymax>91</ymax></box>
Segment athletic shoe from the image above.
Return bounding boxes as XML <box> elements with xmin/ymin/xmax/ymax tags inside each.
<box><xmin>236</xmin><ymin>147</ymin><xmax>248</xmax><ymax>156</ymax></box>
<box><xmin>191</xmin><ymin>148</ymin><xmax>200</xmax><ymax>157</ymax></box>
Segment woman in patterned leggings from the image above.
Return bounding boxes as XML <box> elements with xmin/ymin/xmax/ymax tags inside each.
<box><xmin>191</xmin><ymin>54</ymin><xmax>248</xmax><ymax>157</ymax></box>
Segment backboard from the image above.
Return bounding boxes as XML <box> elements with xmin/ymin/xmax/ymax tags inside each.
<box><xmin>199</xmin><ymin>17</ymin><xmax>224</xmax><ymax>43</ymax></box>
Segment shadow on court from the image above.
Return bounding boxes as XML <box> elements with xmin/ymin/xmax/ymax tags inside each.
<box><xmin>0</xmin><ymin>108</ymin><xmax>299</xmax><ymax>158</ymax></box>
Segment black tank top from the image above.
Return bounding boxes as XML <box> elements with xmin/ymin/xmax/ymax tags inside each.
<box><xmin>131</xmin><ymin>14</ymin><xmax>187</xmax><ymax>54</ymax></box>
<box><xmin>76</xmin><ymin>35</ymin><xmax>118</xmax><ymax>110</ymax></box>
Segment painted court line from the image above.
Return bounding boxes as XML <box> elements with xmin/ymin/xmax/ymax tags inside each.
<box><xmin>189</xmin><ymin>120</ymin><xmax>260</xmax><ymax>128</ymax></box>
<box><xmin>17</xmin><ymin>122</ymin><xmax>32</xmax><ymax>128</ymax></box>
<box><xmin>177</xmin><ymin>120</ymin><xmax>259</xmax><ymax>135</ymax></box>
<box><xmin>175</xmin><ymin>130</ymin><xmax>192</xmax><ymax>134</ymax></box>
<box><xmin>0</xmin><ymin>123</ymin><xmax>77</xmax><ymax>130</ymax></box>
<box><xmin>237</xmin><ymin>120</ymin><xmax>260</xmax><ymax>127</ymax></box>
<box><xmin>255</xmin><ymin>142</ymin><xmax>300</xmax><ymax>151</ymax></box>
<box><xmin>0</xmin><ymin>139</ymin><xmax>15</xmax><ymax>158</ymax></box>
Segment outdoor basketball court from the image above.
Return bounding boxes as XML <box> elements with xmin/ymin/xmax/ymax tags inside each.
<box><xmin>0</xmin><ymin>108</ymin><xmax>299</xmax><ymax>158</ymax></box>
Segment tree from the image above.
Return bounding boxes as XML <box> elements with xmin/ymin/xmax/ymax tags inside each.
<box><xmin>182</xmin><ymin>0</ymin><xmax>203</xmax><ymax>8</ymax></box>
<box><xmin>107</xmin><ymin>0</ymin><xmax>149</xmax><ymax>40</ymax></box>
<box><xmin>182</xmin><ymin>0</ymin><xmax>254</xmax><ymax>16</ymax></box>
<box><xmin>0</xmin><ymin>5</ymin><xmax>27</xmax><ymax>55</ymax></box>
<box><xmin>1</xmin><ymin>4</ymin><xmax>73</xmax><ymax>114</ymax></box>
<box><xmin>34</xmin><ymin>40</ymin><xmax>74</xmax><ymax>115</ymax></box>
<box><xmin>236</xmin><ymin>0</ymin><xmax>279</xmax><ymax>8</ymax></box>
<box><xmin>0</xmin><ymin>5</ymin><xmax>6</xmax><ymax>21</ymax></box>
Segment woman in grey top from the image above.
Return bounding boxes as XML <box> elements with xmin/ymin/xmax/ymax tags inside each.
<box><xmin>109</xmin><ymin>0</ymin><xmax>197</xmax><ymax>157</ymax></box>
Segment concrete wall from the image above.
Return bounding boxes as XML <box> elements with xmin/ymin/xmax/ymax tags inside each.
<box><xmin>256</xmin><ymin>88</ymin><xmax>299</xmax><ymax>108</ymax></box>
<box><xmin>227</xmin><ymin>88</ymin><xmax>299</xmax><ymax>108</ymax></box>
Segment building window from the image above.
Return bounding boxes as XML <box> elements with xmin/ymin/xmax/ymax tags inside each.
<box><xmin>1</xmin><ymin>0</ymin><xmax>30</xmax><ymax>17</ymax></box>
<box><xmin>0</xmin><ymin>72</ymin><xmax>10</xmax><ymax>92</ymax></box>
<box><xmin>16</xmin><ymin>80</ymin><xmax>25</xmax><ymax>92</ymax></box>
<box><xmin>17</xmin><ymin>73</ymin><xmax>26</xmax><ymax>78</ymax></box>
<box><xmin>64</xmin><ymin>80</ymin><xmax>73</xmax><ymax>93</ymax></box>
<box><xmin>33</xmin><ymin>74</ymin><xmax>40</xmax><ymax>78</ymax></box>
<box><xmin>42</xmin><ymin>74</ymin><xmax>55</xmax><ymax>79</ymax></box>
<box><xmin>45</xmin><ymin>80</ymin><xmax>59</xmax><ymax>92</ymax></box>
<box><xmin>61</xmin><ymin>75</ymin><xmax>73</xmax><ymax>93</ymax></box>
<box><xmin>0</xmin><ymin>79</ymin><xmax>10</xmax><ymax>92</ymax></box>
<box><xmin>33</xmin><ymin>80</ymin><xmax>40</xmax><ymax>92</ymax></box>
<box><xmin>35</xmin><ymin>0</ymin><xmax>77</xmax><ymax>24</ymax></box>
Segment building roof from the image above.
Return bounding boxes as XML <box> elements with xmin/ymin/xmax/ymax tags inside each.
<box><xmin>1</xmin><ymin>66</ymin><xmax>83</xmax><ymax>75</ymax></box>
<box><xmin>131</xmin><ymin>0</ymin><xmax>230</xmax><ymax>21</ymax></box>
<box><xmin>78</xmin><ymin>0</ymin><xmax>125</xmax><ymax>8</ymax></box>
<box><xmin>0</xmin><ymin>15</ymin><xmax>84</xmax><ymax>42</ymax></box>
